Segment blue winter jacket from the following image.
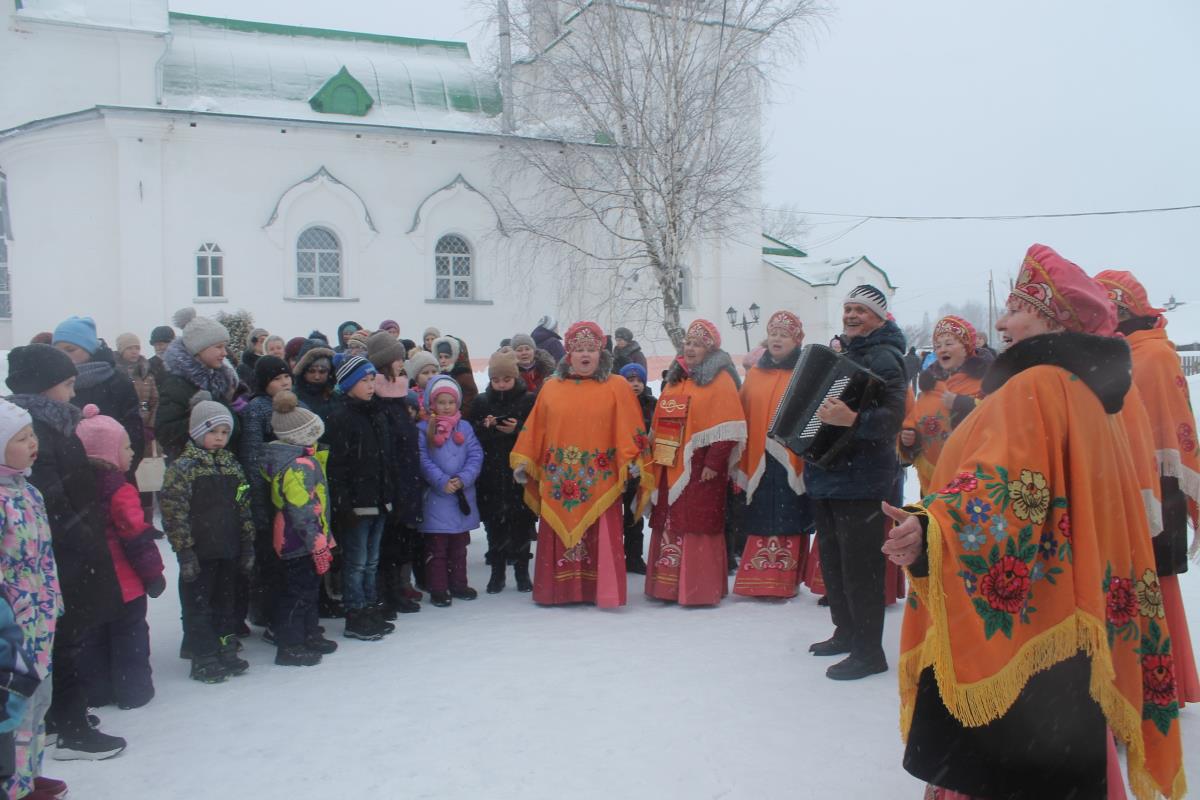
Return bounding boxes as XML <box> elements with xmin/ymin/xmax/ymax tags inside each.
<box><xmin>804</xmin><ymin>320</ymin><xmax>908</xmax><ymax>501</ymax></box>
<box><xmin>416</xmin><ymin>420</ymin><xmax>483</xmax><ymax>534</ymax></box>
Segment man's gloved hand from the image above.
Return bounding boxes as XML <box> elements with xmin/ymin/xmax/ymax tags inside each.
<box><xmin>177</xmin><ymin>548</ymin><xmax>200</xmax><ymax>583</ymax></box>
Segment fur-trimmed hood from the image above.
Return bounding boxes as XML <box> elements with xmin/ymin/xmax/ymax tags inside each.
<box><xmin>665</xmin><ymin>349</ymin><xmax>742</xmax><ymax>389</ymax></box>
<box><xmin>293</xmin><ymin>346</ymin><xmax>335</xmax><ymax>379</ymax></box>
<box><xmin>917</xmin><ymin>349</ymin><xmax>995</xmax><ymax>392</ymax></box>
<box><xmin>521</xmin><ymin>348</ymin><xmax>557</xmax><ymax>377</ymax></box>
<box><xmin>163</xmin><ymin>338</ymin><xmax>239</xmax><ymax>400</ymax></box>
<box><xmin>755</xmin><ymin>345</ymin><xmax>801</xmax><ymax>372</ymax></box>
<box><xmin>981</xmin><ymin>332</ymin><xmax>1131</xmax><ymax>414</ymax></box>
<box><xmin>552</xmin><ymin>348</ymin><xmax>614</xmax><ymax>382</ymax></box>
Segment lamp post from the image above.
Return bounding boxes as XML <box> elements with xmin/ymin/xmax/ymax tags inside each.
<box><xmin>726</xmin><ymin>303</ymin><xmax>760</xmax><ymax>352</ymax></box>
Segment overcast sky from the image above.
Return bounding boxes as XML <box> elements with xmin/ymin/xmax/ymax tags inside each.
<box><xmin>175</xmin><ymin>0</ymin><xmax>1200</xmax><ymax>342</ymax></box>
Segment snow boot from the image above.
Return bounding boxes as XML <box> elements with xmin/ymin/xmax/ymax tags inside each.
<box><xmin>513</xmin><ymin>561</ymin><xmax>533</xmax><ymax>593</ymax></box>
<box><xmin>450</xmin><ymin>586</ymin><xmax>478</xmax><ymax>601</ymax></box>
<box><xmin>826</xmin><ymin>652</ymin><xmax>888</xmax><ymax>681</ymax></box>
<box><xmin>51</xmin><ymin>728</ymin><xmax>127</xmax><ymax>762</ymax></box>
<box><xmin>486</xmin><ymin>562</ymin><xmax>506</xmax><ymax>594</ymax></box>
<box><xmin>275</xmin><ymin>645</ymin><xmax>322</xmax><ymax>667</ymax></box>
<box><xmin>430</xmin><ymin>591</ymin><xmax>452</xmax><ymax>608</ymax></box>
<box><xmin>33</xmin><ymin>776</ymin><xmax>69</xmax><ymax>798</ymax></box>
<box><xmin>396</xmin><ymin>596</ymin><xmax>421</xmax><ymax>613</ymax></box>
<box><xmin>371</xmin><ymin>600</ymin><xmax>398</xmax><ymax>622</ymax></box>
<box><xmin>625</xmin><ymin>555</ymin><xmax>647</xmax><ymax>575</ymax></box>
<box><xmin>304</xmin><ymin>633</ymin><xmax>339</xmax><ymax>654</ymax></box>
<box><xmin>217</xmin><ymin>636</ymin><xmax>250</xmax><ymax>675</ymax></box>
<box><xmin>368</xmin><ymin>606</ymin><xmax>396</xmax><ymax>635</ymax></box>
<box><xmin>809</xmin><ymin>634</ymin><xmax>852</xmax><ymax>657</ymax></box>
<box><xmin>189</xmin><ymin>654</ymin><xmax>229</xmax><ymax>684</ymax></box>
<box><xmin>343</xmin><ymin>609</ymin><xmax>384</xmax><ymax>641</ymax></box>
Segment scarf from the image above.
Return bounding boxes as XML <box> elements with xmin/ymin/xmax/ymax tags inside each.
<box><xmin>6</xmin><ymin>393</ymin><xmax>82</xmax><ymax>438</ymax></box>
<box><xmin>432</xmin><ymin>412</ymin><xmax>464</xmax><ymax>447</ymax></box>
<box><xmin>374</xmin><ymin>374</ymin><xmax>409</xmax><ymax>399</ymax></box>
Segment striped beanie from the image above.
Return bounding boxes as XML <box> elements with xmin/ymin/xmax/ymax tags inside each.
<box><xmin>188</xmin><ymin>391</ymin><xmax>234</xmax><ymax>444</ymax></box>
<box><xmin>333</xmin><ymin>353</ymin><xmax>376</xmax><ymax>394</ymax></box>
<box><xmin>842</xmin><ymin>285</ymin><xmax>888</xmax><ymax>320</ymax></box>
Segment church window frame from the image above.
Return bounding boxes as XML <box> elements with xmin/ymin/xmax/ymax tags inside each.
<box><xmin>296</xmin><ymin>226</ymin><xmax>343</xmax><ymax>298</ymax></box>
<box><xmin>195</xmin><ymin>243</ymin><xmax>225</xmax><ymax>299</ymax></box>
<box><xmin>434</xmin><ymin>234</ymin><xmax>473</xmax><ymax>301</ymax></box>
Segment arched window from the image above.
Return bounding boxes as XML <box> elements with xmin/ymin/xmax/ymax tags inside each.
<box><xmin>195</xmin><ymin>242</ymin><xmax>223</xmax><ymax>298</ymax></box>
<box><xmin>434</xmin><ymin>234</ymin><xmax>472</xmax><ymax>300</ymax></box>
<box><xmin>296</xmin><ymin>226</ymin><xmax>342</xmax><ymax>297</ymax></box>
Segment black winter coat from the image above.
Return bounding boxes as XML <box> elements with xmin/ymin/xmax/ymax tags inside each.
<box><xmin>293</xmin><ymin>378</ymin><xmax>336</xmax><ymax>434</ymax></box>
<box><xmin>612</xmin><ymin>340</ymin><xmax>648</xmax><ymax>374</ymax></box>
<box><xmin>374</xmin><ymin>395</ymin><xmax>423</xmax><ymax>528</ymax></box>
<box><xmin>804</xmin><ymin>320</ymin><xmax>908</xmax><ymax>500</ymax></box>
<box><xmin>325</xmin><ymin>396</ymin><xmax>395</xmax><ymax>520</ymax></box>
<box><xmin>468</xmin><ymin>382</ymin><xmax>537</xmax><ymax>526</ymax></box>
<box><xmin>7</xmin><ymin>394</ymin><xmax>123</xmax><ymax>632</ymax></box>
<box><xmin>72</xmin><ymin>345</ymin><xmax>145</xmax><ymax>472</ymax></box>
<box><xmin>155</xmin><ymin>339</ymin><xmax>243</xmax><ymax>459</ymax></box>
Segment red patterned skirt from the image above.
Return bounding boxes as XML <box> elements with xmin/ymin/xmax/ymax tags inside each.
<box><xmin>803</xmin><ymin>537</ymin><xmax>826</xmax><ymax>596</ymax></box>
<box><xmin>644</xmin><ymin>520</ymin><xmax>728</xmax><ymax>606</ymax></box>
<box><xmin>732</xmin><ymin>534</ymin><xmax>808</xmax><ymax>598</ymax></box>
<box><xmin>1161</xmin><ymin>574</ymin><xmax>1200</xmax><ymax>705</ymax></box>
<box><xmin>532</xmin><ymin>503</ymin><xmax>626</xmax><ymax>608</ymax></box>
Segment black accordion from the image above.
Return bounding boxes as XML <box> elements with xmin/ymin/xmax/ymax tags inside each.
<box><xmin>767</xmin><ymin>344</ymin><xmax>884</xmax><ymax>468</ymax></box>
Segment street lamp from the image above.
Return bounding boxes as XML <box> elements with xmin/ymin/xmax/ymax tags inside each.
<box><xmin>726</xmin><ymin>303</ymin><xmax>761</xmax><ymax>352</ymax></box>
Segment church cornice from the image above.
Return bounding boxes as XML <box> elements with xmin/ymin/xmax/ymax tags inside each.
<box><xmin>408</xmin><ymin>173</ymin><xmax>507</xmax><ymax>237</ymax></box>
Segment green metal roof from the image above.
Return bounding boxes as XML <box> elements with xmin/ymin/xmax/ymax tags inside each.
<box><xmin>167</xmin><ymin>13</ymin><xmax>469</xmax><ymax>52</ymax></box>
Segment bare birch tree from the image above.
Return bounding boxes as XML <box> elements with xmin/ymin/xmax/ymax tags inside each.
<box><xmin>493</xmin><ymin>0</ymin><xmax>819</xmax><ymax>351</ymax></box>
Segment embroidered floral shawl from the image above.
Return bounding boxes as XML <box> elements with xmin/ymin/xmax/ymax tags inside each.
<box><xmin>734</xmin><ymin>362</ymin><xmax>804</xmax><ymax>503</ymax></box>
<box><xmin>899</xmin><ymin>362</ymin><xmax>1185</xmax><ymax>800</ymax></box>
<box><xmin>901</xmin><ymin>371</ymin><xmax>984</xmax><ymax>496</ymax></box>
<box><xmin>511</xmin><ymin>376</ymin><xmax>651</xmax><ymax>549</ymax></box>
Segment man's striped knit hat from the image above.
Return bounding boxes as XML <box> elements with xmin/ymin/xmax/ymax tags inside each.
<box><xmin>842</xmin><ymin>284</ymin><xmax>888</xmax><ymax>320</ymax></box>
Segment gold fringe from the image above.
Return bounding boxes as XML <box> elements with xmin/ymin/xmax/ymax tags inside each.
<box><xmin>519</xmin><ymin>461</ymin><xmax>630</xmax><ymax>550</ymax></box>
<box><xmin>898</xmin><ymin>514</ymin><xmax>1188</xmax><ymax>800</ymax></box>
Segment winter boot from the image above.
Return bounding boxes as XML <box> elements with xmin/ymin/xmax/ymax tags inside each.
<box><xmin>450</xmin><ymin>586</ymin><xmax>478</xmax><ymax>601</ymax></box>
<box><xmin>625</xmin><ymin>554</ymin><xmax>648</xmax><ymax>575</ymax></box>
<box><xmin>430</xmin><ymin>591</ymin><xmax>452</xmax><ymax>608</ymax></box>
<box><xmin>217</xmin><ymin>636</ymin><xmax>250</xmax><ymax>675</ymax></box>
<box><xmin>304</xmin><ymin>633</ymin><xmax>339</xmax><ymax>654</ymax></box>
<box><xmin>371</xmin><ymin>600</ymin><xmax>398</xmax><ymax>622</ymax></box>
<box><xmin>32</xmin><ymin>776</ymin><xmax>69</xmax><ymax>798</ymax></box>
<box><xmin>396</xmin><ymin>596</ymin><xmax>421</xmax><ymax>613</ymax></box>
<box><xmin>368</xmin><ymin>606</ymin><xmax>396</xmax><ymax>635</ymax></box>
<box><xmin>513</xmin><ymin>560</ymin><xmax>533</xmax><ymax>593</ymax></box>
<box><xmin>486</xmin><ymin>561</ymin><xmax>506</xmax><ymax>594</ymax></box>
<box><xmin>51</xmin><ymin>728</ymin><xmax>127</xmax><ymax>762</ymax></box>
<box><xmin>275</xmin><ymin>645</ymin><xmax>322</xmax><ymax>667</ymax></box>
<box><xmin>343</xmin><ymin>609</ymin><xmax>384</xmax><ymax>641</ymax></box>
<box><xmin>189</xmin><ymin>655</ymin><xmax>229</xmax><ymax>684</ymax></box>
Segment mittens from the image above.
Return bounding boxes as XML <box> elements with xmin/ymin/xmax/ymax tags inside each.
<box><xmin>145</xmin><ymin>575</ymin><xmax>167</xmax><ymax>599</ymax></box>
<box><xmin>177</xmin><ymin>548</ymin><xmax>200</xmax><ymax>583</ymax></box>
<box><xmin>311</xmin><ymin>533</ymin><xmax>332</xmax><ymax>576</ymax></box>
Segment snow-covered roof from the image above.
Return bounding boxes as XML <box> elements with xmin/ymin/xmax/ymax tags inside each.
<box><xmin>763</xmin><ymin>253</ymin><xmax>897</xmax><ymax>290</ymax></box>
<box><xmin>161</xmin><ymin>13</ymin><xmax>503</xmax><ymax>133</ymax></box>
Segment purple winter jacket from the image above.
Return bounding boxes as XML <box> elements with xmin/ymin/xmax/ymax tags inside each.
<box><xmin>416</xmin><ymin>420</ymin><xmax>483</xmax><ymax>534</ymax></box>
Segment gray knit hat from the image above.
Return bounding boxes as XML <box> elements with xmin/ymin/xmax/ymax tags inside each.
<box><xmin>510</xmin><ymin>333</ymin><xmax>536</xmax><ymax>350</ymax></box>
<box><xmin>404</xmin><ymin>350</ymin><xmax>438</xmax><ymax>382</ymax></box>
<box><xmin>366</xmin><ymin>330</ymin><xmax>406</xmax><ymax>370</ymax></box>
<box><xmin>271</xmin><ymin>390</ymin><xmax>324</xmax><ymax>447</ymax></box>
<box><xmin>173</xmin><ymin>307</ymin><xmax>230</xmax><ymax>356</ymax></box>
<box><xmin>614</xmin><ymin>327</ymin><xmax>634</xmax><ymax>342</ymax></box>
<box><xmin>188</xmin><ymin>391</ymin><xmax>233</xmax><ymax>444</ymax></box>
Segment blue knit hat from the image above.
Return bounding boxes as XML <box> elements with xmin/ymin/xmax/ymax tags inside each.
<box><xmin>333</xmin><ymin>353</ymin><xmax>376</xmax><ymax>394</ymax></box>
<box><xmin>619</xmin><ymin>362</ymin><xmax>647</xmax><ymax>384</ymax></box>
<box><xmin>52</xmin><ymin>316</ymin><xmax>99</xmax><ymax>354</ymax></box>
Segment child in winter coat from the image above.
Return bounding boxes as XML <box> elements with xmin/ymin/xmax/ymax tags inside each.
<box><xmin>325</xmin><ymin>354</ymin><xmax>396</xmax><ymax>641</ymax></box>
<box><xmin>431</xmin><ymin>335</ymin><xmax>479</xmax><ymax>414</ymax></box>
<box><xmin>619</xmin><ymin>363</ymin><xmax>656</xmax><ymax>574</ymax></box>
<box><xmin>405</xmin><ymin>351</ymin><xmax>439</xmax><ymax>421</ymax></box>
<box><xmin>259</xmin><ymin>392</ymin><xmax>338</xmax><ymax>667</ymax></box>
<box><xmin>468</xmin><ymin>350</ymin><xmax>537</xmax><ymax>593</ymax></box>
<box><xmin>160</xmin><ymin>394</ymin><xmax>255</xmax><ymax>684</ymax></box>
<box><xmin>0</xmin><ymin>399</ymin><xmax>66</xmax><ymax>799</ymax></box>
<box><xmin>75</xmin><ymin>406</ymin><xmax>165</xmax><ymax>711</ymax></box>
<box><xmin>417</xmin><ymin>376</ymin><xmax>483</xmax><ymax>607</ymax></box>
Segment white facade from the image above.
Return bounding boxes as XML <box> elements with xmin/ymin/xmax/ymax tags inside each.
<box><xmin>0</xmin><ymin>1</ymin><xmax>893</xmax><ymax>356</ymax></box>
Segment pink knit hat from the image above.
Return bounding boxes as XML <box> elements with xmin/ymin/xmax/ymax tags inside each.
<box><xmin>76</xmin><ymin>404</ymin><xmax>129</xmax><ymax>468</ymax></box>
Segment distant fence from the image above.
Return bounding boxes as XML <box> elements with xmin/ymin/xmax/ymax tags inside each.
<box><xmin>1181</xmin><ymin>352</ymin><xmax>1200</xmax><ymax>377</ymax></box>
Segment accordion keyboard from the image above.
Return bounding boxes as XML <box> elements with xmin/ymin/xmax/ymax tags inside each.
<box><xmin>799</xmin><ymin>377</ymin><xmax>850</xmax><ymax>438</ymax></box>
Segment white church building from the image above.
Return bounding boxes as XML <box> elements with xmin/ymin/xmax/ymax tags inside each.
<box><xmin>0</xmin><ymin>0</ymin><xmax>895</xmax><ymax>355</ymax></box>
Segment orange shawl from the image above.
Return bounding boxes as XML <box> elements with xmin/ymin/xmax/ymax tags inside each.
<box><xmin>1120</xmin><ymin>383</ymin><xmax>1164</xmax><ymax>537</ymax></box>
<box><xmin>899</xmin><ymin>365</ymin><xmax>1185</xmax><ymax>800</ymax></box>
<box><xmin>649</xmin><ymin>370</ymin><xmax>745</xmax><ymax>508</ymax></box>
<box><xmin>733</xmin><ymin>364</ymin><xmax>804</xmax><ymax>502</ymax></box>
<box><xmin>1127</xmin><ymin>328</ymin><xmax>1200</xmax><ymax>537</ymax></box>
<box><xmin>510</xmin><ymin>375</ymin><xmax>652</xmax><ymax>549</ymax></box>
<box><xmin>901</xmin><ymin>371</ymin><xmax>983</xmax><ymax>495</ymax></box>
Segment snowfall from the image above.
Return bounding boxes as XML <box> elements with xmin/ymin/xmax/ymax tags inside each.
<box><xmin>5</xmin><ymin>370</ymin><xmax>1194</xmax><ymax>799</ymax></box>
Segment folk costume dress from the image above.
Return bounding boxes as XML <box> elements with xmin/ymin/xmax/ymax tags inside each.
<box><xmin>899</xmin><ymin>249</ymin><xmax>1186</xmax><ymax>800</ymax></box>
<box><xmin>645</xmin><ymin>323</ymin><xmax>747</xmax><ymax>606</ymax></box>
<box><xmin>1098</xmin><ymin>270</ymin><xmax>1200</xmax><ymax>706</ymax></box>
<box><xmin>510</xmin><ymin>325</ymin><xmax>652</xmax><ymax>608</ymax></box>
<box><xmin>732</xmin><ymin>314</ymin><xmax>814</xmax><ymax>599</ymax></box>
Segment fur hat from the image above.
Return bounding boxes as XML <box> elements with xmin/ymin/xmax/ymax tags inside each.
<box><xmin>842</xmin><ymin>285</ymin><xmax>889</xmax><ymax>320</ymax></box>
<box><xmin>536</xmin><ymin>314</ymin><xmax>558</xmax><ymax>333</ymax></box>
<box><xmin>488</xmin><ymin>348</ymin><xmax>520</xmax><ymax>380</ymax></box>
<box><xmin>426</xmin><ymin>374</ymin><xmax>463</xmax><ymax>407</ymax></box>
<box><xmin>115</xmin><ymin>332</ymin><xmax>141</xmax><ymax>354</ymax></box>
<box><xmin>614</xmin><ymin>327</ymin><xmax>634</xmax><ymax>343</ymax></box>
<box><xmin>149</xmin><ymin>325</ymin><xmax>176</xmax><ymax>345</ymax></box>
<box><xmin>510</xmin><ymin>333</ymin><xmax>536</xmax><ymax>351</ymax></box>
<box><xmin>0</xmin><ymin>399</ymin><xmax>33</xmax><ymax>465</ymax></box>
<box><xmin>367</xmin><ymin>331</ymin><xmax>406</xmax><ymax>370</ymax></box>
<box><xmin>333</xmin><ymin>353</ymin><xmax>376</xmax><ymax>394</ymax></box>
<box><xmin>422</xmin><ymin>326</ymin><xmax>441</xmax><ymax>342</ymax></box>
<box><xmin>685</xmin><ymin>319</ymin><xmax>721</xmax><ymax>350</ymax></box>
<box><xmin>933</xmin><ymin>315</ymin><xmax>977</xmax><ymax>357</ymax></box>
<box><xmin>404</xmin><ymin>351</ymin><xmax>438</xmax><ymax>382</ymax></box>
<box><xmin>76</xmin><ymin>404</ymin><xmax>128</xmax><ymax>468</ymax></box>
<box><xmin>765</xmin><ymin>311</ymin><xmax>804</xmax><ymax>343</ymax></box>
<box><xmin>1010</xmin><ymin>245</ymin><xmax>1115</xmax><ymax>336</ymax></box>
<box><xmin>173</xmin><ymin>307</ymin><xmax>230</xmax><ymax>356</ymax></box>
<box><xmin>271</xmin><ymin>391</ymin><xmax>324</xmax><ymax>447</ymax></box>
<box><xmin>6</xmin><ymin>344</ymin><xmax>77</xmax><ymax>395</ymax></box>
<box><xmin>619</xmin><ymin>362</ymin><xmax>647</xmax><ymax>384</ymax></box>
<box><xmin>188</xmin><ymin>391</ymin><xmax>233</xmax><ymax>444</ymax></box>
<box><xmin>52</xmin><ymin>316</ymin><xmax>99</xmax><ymax>355</ymax></box>
<box><xmin>564</xmin><ymin>321</ymin><xmax>604</xmax><ymax>353</ymax></box>
<box><xmin>253</xmin><ymin>356</ymin><xmax>291</xmax><ymax>394</ymax></box>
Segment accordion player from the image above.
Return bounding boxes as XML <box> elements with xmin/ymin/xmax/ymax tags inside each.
<box><xmin>767</xmin><ymin>344</ymin><xmax>884</xmax><ymax>468</ymax></box>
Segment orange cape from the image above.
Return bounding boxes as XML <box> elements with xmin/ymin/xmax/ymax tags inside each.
<box><xmin>733</xmin><ymin>364</ymin><xmax>804</xmax><ymax>502</ymax></box>
<box><xmin>1121</xmin><ymin>383</ymin><xmax>1164</xmax><ymax>537</ymax></box>
<box><xmin>649</xmin><ymin>370</ymin><xmax>745</xmax><ymax>508</ymax></box>
<box><xmin>901</xmin><ymin>371</ymin><xmax>983</xmax><ymax>495</ymax></box>
<box><xmin>510</xmin><ymin>376</ymin><xmax>652</xmax><ymax>549</ymax></box>
<box><xmin>899</xmin><ymin>365</ymin><xmax>1185</xmax><ymax>800</ymax></box>
<box><xmin>1127</xmin><ymin>328</ymin><xmax>1200</xmax><ymax>541</ymax></box>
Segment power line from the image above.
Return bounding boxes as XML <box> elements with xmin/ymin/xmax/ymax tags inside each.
<box><xmin>759</xmin><ymin>203</ymin><xmax>1200</xmax><ymax>222</ymax></box>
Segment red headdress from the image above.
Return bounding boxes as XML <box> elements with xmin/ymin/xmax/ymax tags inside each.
<box><xmin>564</xmin><ymin>321</ymin><xmax>604</xmax><ymax>353</ymax></box>
<box><xmin>766</xmin><ymin>311</ymin><xmax>804</xmax><ymax>343</ymax></box>
<box><xmin>1094</xmin><ymin>269</ymin><xmax>1165</xmax><ymax>319</ymax></box>
<box><xmin>685</xmin><ymin>319</ymin><xmax>721</xmax><ymax>350</ymax></box>
<box><xmin>933</xmin><ymin>315</ymin><xmax>977</xmax><ymax>357</ymax></box>
<box><xmin>1008</xmin><ymin>244</ymin><xmax>1116</xmax><ymax>337</ymax></box>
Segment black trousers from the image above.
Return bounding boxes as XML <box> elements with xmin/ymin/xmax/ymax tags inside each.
<box><xmin>274</xmin><ymin>557</ymin><xmax>321</xmax><ymax>648</ymax></box>
<box><xmin>812</xmin><ymin>497</ymin><xmax>886</xmax><ymax>660</ymax></box>
<box><xmin>48</xmin><ymin>617</ymin><xmax>92</xmax><ymax>740</ymax></box>
<box><xmin>250</xmin><ymin>524</ymin><xmax>284</xmax><ymax>626</ymax></box>
<box><xmin>484</xmin><ymin>517</ymin><xmax>534</xmax><ymax>565</ymax></box>
<box><xmin>80</xmin><ymin>595</ymin><xmax>153</xmax><ymax>709</ymax></box>
<box><xmin>621</xmin><ymin>480</ymin><xmax>645</xmax><ymax>562</ymax></box>
<box><xmin>180</xmin><ymin>558</ymin><xmax>237</xmax><ymax>658</ymax></box>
